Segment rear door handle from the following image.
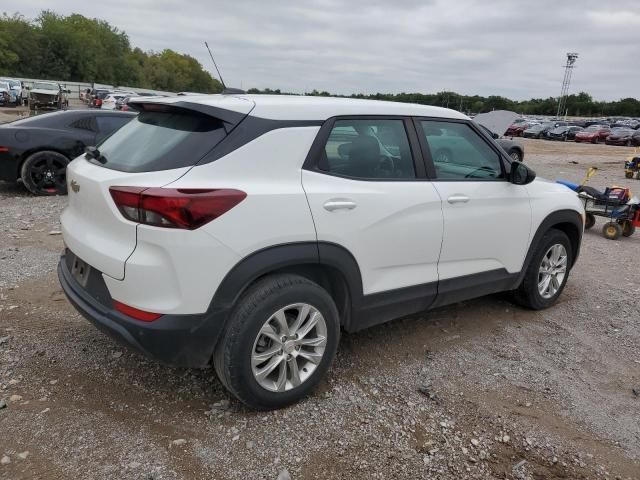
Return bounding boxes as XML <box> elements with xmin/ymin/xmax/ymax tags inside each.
<box><xmin>323</xmin><ymin>199</ymin><xmax>357</xmax><ymax>212</ymax></box>
<box><xmin>447</xmin><ymin>194</ymin><xmax>470</xmax><ymax>204</ymax></box>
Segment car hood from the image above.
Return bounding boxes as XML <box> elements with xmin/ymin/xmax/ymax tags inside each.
<box><xmin>473</xmin><ymin>110</ymin><xmax>520</xmax><ymax>136</ymax></box>
<box><xmin>30</xmin><ymin>89</ymin><xmax>59</xmax><ymax>96</ymax></box>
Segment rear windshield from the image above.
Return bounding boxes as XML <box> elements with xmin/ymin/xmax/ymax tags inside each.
<box><xmin>92</xmin><ymin>109</ymin><xmax>227</xmax><ymax>172</ymax></box>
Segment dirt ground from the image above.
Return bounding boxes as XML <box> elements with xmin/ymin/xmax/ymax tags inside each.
<box><xmin>0</xmin><ymin>137</ymin><xmax>639</xmax><ymax>480</ymax></box>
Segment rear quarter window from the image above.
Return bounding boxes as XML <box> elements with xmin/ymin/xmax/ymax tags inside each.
<box><xmin>93</xmin><ymin>109</ymin><xmax>227</xmax><ymax>172</ymax></box>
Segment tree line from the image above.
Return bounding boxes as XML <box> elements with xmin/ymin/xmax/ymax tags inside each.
<box><xmin>1</xmin><ymin>11</ymin><xmax>637</xmax><ymax>117</ymax></box>
<box><xmin>248</xmin><ymin>89</ymin><xmax>640</xmax><ymax>118</ymax></box>
<box><xmin>0</xmin><ymin>11</ymin><xmax>223</xmax><ymax>93</ymax></box>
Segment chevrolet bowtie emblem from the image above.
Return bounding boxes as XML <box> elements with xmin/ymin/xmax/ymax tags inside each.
<box><xmin>70</xmin><ymin>179</ymin><xmax>80</xmax><ymax>193</ymax></box>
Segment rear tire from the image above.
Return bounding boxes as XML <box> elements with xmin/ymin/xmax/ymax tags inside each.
<box><xmin>584</xmin><ymin>213</ymin><xmax>596</xmax><ymax>230</ymax></box>
<box><xmin>508</xmin><ymin>149</ymin><xmax>523</xmax><ymax>162</ymax></box>
<box><xmin>20</xmin><ymin>151</ymin><xmax>69</xmax><ymax>196</ymax></box>
<box><xmin>626</xmin><ymin>171</ymin><xmax>634</xmax><ymax>179</ymax></box>
<box><xmin>513</xmin><ymin>229</ymin><xmax>572</xmax><ymax>310</ymax></box>
<box><xmin>619</xmin><ymin>220</ymin><xmax>635</xmax><ymax>237</ymax></box>
<box><xmin>214</xmin><ymin>274</ymin><xmax>340</xmax><ymax>410</ymax></box>
<box><xmin>602</xmin><ymin>222</ymin><xmax>622</xmax><ymax>240</ymax></box>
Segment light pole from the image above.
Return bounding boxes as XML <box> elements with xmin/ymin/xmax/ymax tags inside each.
<box><xmin>556</xmin><ymin>53</ymin><xmax>579</xmax><ymax>119</ymax></box>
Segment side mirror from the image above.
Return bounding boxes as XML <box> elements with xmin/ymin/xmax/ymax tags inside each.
<box><xmin>510</xmin><ymin>161</ymin><xmax>536</xmax><ymax>185</ymax></box>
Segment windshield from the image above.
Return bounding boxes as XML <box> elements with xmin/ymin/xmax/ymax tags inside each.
<box><xmin>94</xmin><ymin>109</ymin><xmax>228</xmax><ymax>172</ymax></box>
<box><xmin>33</xmin><ymin>82</ymin><xmax>59</xmax><ymax>90</ymax></box>
<box><xmin>0</xmin><ymin>82</ymin><xmax>9</xmax><ymax>90</ymax></box>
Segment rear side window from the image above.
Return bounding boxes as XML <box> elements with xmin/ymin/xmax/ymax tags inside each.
<box><xmin>94</xmin><ymin>110</ymin><xmax>226</xmax><ymax>172</ymax></box>
<box><xmin>95</xmin><ymin>116</ymin><xmax>131</xmax><ymax>135</ymax></box>
<box><xmin>419</xmin><ymin>121</ymin><xmax>503</xmax><ymax>180</ymax></box>
<box><xmin>320</xmin><ymin>119</ymin><xmax>415</xmax><ymax>179</ymax></box>
<box><xmin>70</xmin><ymin>117</ymin><xmax>96</xmax><ymax>132</ymax></box>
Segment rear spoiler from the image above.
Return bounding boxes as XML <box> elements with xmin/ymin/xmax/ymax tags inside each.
<box><xmin>127</xmin><ymin>100</ymin><xmax>250</xmax><ymax>133</ymax></box>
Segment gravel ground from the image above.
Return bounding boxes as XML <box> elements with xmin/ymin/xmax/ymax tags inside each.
<box><xmin>0</xmin><ymin>138</ymin><xmax>639</xmax><ymax>480</ymax></box>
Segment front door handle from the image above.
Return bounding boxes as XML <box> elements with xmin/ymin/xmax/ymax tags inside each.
<box><xmin>323</xmin><ymin>199</ymin><xmax>357</xmax><ymax>212</ymax></box>
<box><xmin>447</xmin><ymin>194</ymin><xmax>470</xmax><ymax>204</ymax></box>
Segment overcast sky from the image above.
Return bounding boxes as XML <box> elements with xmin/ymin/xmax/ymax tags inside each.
<box><xmin>12</xmin><ymin>0</ymin><xmax>640</xmax><ymax>100</ymax></box>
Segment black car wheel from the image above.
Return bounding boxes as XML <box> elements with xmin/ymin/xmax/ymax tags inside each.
<box><xmin>508</xmin><ymin>149</ymin><xmax>523</xmax><ymax>162</ymax></box>
<box><xmin>20</xmin><ymin>151</ymin><xmax>69</xmax><ymax>196</ymax></box>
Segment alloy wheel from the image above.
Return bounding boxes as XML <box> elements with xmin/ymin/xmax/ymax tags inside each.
<box><xmin>538</xmin><ymin>244</ymin><xmax>567</xmax><ymax>299</ymax></box>
<box><xmin>28</xmin><ymin>156</ymin><xmax>67</xmax><ymax>194</ymax></box>
<box><xmin>251</xmin><ymin>303</ymin><xmax>327</xmax><ymax>392</ymax></box>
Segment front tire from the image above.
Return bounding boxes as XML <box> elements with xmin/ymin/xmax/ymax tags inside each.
<box><xmin>513</xmin><ymin>229</ymin><xmax>572</xmax><ymax>310</ymax></box>
<box><xmin>214</xmin><ymin>274</ymin><xmax>340</xmax><ymax>410</ymax></box>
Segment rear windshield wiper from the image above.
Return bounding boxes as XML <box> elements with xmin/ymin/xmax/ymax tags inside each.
<box><xmin>85</xmin><ymin>146</ymin><xmax>108</xmax><ymax>164</ymax></box>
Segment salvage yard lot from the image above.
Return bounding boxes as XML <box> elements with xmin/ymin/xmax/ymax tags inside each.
<box><xmin>0</xmin><ymin>139</ymin><xmax>639</xmax><ymax>479</ymax></box>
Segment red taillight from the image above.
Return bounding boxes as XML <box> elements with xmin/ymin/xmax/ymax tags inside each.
<box><xmin>0</xmin><ymin>147</ymin><xmax>9</xmax><ymax>153</ymax></box>
<box><xmin>113</xmin><ymin>300</ymin><xmax>161</xmax><ymax>322</ymax></box>
<box><xmin>109</xmin><ymin>187</ymin><xmax>246</xmax><ymax>230</ymax></box>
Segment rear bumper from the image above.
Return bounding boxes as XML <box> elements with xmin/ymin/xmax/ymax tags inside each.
<box><xmin>57</xmin><ymin>253</ymin><xmax>227</xmax><ymax>368</ymax></box>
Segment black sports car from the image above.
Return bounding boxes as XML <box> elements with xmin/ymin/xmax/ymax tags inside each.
<box><xmin>0</xmin><ymin>110</ymin><xmax>135</xmax><ymax>195</ymax></box>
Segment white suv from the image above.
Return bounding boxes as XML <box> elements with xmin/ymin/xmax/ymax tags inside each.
<box><xmin>58</xmin><ymin>95</ymin><xmax>584</xmax><ymax>409</ymax></box>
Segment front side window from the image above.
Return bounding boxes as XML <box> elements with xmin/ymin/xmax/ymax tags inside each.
<box><xmin>419</xmin><ymin>121</ymin><xmax>503</xmax><ymax>180</ymax></box>
<box><xmin>320</xmin><ymin>119</ymin><xmax>415</xmax><ymax>179</ymax></box>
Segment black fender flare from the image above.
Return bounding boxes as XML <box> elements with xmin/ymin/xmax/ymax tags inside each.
<box><xmin>208</xmin><ymin>241</ymin><xmax>364</xmax><ymax>318</ymax></box>
<box><xmin>515</xmin><ymin>209</ymin><xmax>583</xmax><ymax>286</ymax></box>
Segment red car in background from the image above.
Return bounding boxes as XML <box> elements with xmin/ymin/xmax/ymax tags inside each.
<box><xmin>506</xmin><ymin>121</ymin><xmax>534</xmax><ymax>137</ymax></box>
<box><xmin>574</xmin><ymin>125</ymin><xmax>611</xmax><ymax>143</ymax></box>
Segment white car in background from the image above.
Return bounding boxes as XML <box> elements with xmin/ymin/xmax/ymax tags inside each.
<box><xmin>0</xmin><ymin>81</ymin><xmax>11</xmax><ymax>106</ymax></box>
<box><xmin>0</xmin><ymin>78</ymin><xmax>22</xmax><ymax>106</ymax></box>
<box><xmin>101</xmin><ymin>92</ymin><xmax>134</xmax><ymax>110</ymax></box>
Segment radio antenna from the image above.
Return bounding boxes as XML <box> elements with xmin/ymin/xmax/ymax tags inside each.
<box><xmin>205</xmin><ymin>41</ymin><xmax>226</xmax><ymax>90</ymax></box>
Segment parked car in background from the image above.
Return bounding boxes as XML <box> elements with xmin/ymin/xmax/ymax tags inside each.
<box><xmin>0</xmin><ymin>78</ymin><xmax>22</xmax><ymax>106</ymax></box>
<box><xmin>101</xmin><ymin>92</ymin><xmax>134</xmax><ymax>110</ymax></box>
<box><xmin>523</xmin><ymin>124</ymin><xmax>549</xmax><ymax>139</ymax></box>
<box><xmin>27</xmin><ymin>82</ymin><xmax>69</xmax><ymax>111</ymax></box>
<box><xmin>574</xmin><ymin>125</ymin><xmax>611</xmax><ymax>144</ymax></box>
<box><xmin>90</xmin><ymin>89</ymin><xmax>111</xmax><ymax>108</ymax></box>
<box><xmin>546</xmin><ymin>125</ymin><xmax>583</xmax><ymax>141</ymax></box>
<box><xmin>506</xmin><ymin>122</ymin><xmax>533</xmax><ymax>137</ymax></box>
<box><xmin>57</xmin><ymin>95</ymin><xmax>583</xmax><ymax>410</ymax></box>
<box><xmin>0</xmin><ymin>110</ymin><xmax>135</xmax><ymax>195</ymax></box>
<box><xmin>0</xmin><ymin>81</ymin><xmax>12</xmax><ymax>107</ymax></box>
<box><xmin>605</xmin><ymin>128</ymin><xmax>636</xmax><ymax>146</ymax></box>
<box><xmin>80</xmin><ymin>88</ymin><xmax>92</xmax><ymax>103</ymax></box>
<box><xmin>632</xmin><ymin>130</ymin><xmax>640</xmax><ymax>147</ymax></box>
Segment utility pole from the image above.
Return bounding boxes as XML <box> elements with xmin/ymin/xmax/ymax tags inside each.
<box><xmin>556</xmin><ymin>53</ymin><xmax>578</xmax><ymax>119</ymax></box>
